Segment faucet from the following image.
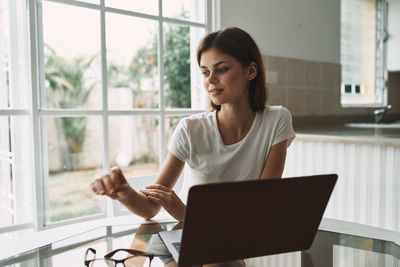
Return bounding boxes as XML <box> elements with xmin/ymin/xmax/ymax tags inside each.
<box><xmin>374</xmin><ymin>104</ymin><xmax>392</xmax><ymax>123</ymax></box>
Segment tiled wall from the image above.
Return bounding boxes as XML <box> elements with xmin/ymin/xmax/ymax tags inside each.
<box><xmin>263</xmin><ymin>55</ymin><xmax>400</xmax><ymax>118</ymax></box>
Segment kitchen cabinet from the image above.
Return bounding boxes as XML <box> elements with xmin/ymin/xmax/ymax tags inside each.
<box><xmin>284</xmin><ymin>133</ymin><xmax>400</xmax><ymax>232</ymax></box>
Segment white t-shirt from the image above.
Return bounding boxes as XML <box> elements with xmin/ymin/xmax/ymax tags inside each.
<box><xmin>168</xmin><ymin>105</ymin><xmax>296</xmax><ymax>203</ymax></box>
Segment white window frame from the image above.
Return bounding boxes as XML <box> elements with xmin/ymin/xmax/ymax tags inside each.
<box><xmin>0</xmin><ymin>0</ymin><xmax>217</xmax><ymax>236</ymax></box>
<box><xmin>0</xmin><ymin>0</ymin><xmax>35</xmax><ymax>236</ymax></box>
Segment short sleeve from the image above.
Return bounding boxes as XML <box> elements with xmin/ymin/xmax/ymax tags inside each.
<box><xmin>272</xmin><ymin>107</ymin><xmax>296</xmax><ymax>147</ymax></box>
<box><xmin>168</xmin><ymin>119</ymin><xmax>190</xmax><ymax>162</ymax></box>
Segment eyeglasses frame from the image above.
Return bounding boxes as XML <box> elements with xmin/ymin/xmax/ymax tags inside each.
<box><xmin>84</xmin><ymin>247</ymin><xmax>167</xmax><ymax>267</ymax></box>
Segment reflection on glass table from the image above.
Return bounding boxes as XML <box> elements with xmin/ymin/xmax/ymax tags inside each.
<box><xmin>0</xmin><ymin>222</ymin><xmax>399</xmax><ymax>267</ymax></box>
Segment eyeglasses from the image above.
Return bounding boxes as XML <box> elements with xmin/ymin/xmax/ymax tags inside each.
<box><xmin>84</xmin><ymin>247</ymin><xmax>167</xmax><ymax>267</ymax></box>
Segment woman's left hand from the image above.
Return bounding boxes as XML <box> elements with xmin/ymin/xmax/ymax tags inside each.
<box><xmin>141</xmin><ymin>184</ymin><xmax>186</xmax><ymax>222</ymax></box>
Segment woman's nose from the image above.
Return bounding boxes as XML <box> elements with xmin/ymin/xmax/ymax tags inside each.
<box><xmin>207</xmin><ymin>72</ymin><xmax>218</xmax><ymax>84</ymax></box>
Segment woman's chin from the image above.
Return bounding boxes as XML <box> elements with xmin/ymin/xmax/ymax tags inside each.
<box><xmin>210</xmin><ymin>97</ymin><xmax>224</xmax><ymax>106</ymax></box>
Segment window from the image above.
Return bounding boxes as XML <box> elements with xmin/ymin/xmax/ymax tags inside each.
<box><xmin>340</xmin><ymin>0</ymin><xmax>387</xmax><ymax>106</ymax></box>
<box><xmin>0</xmin><ymin>0</ymin><xmax>34</xmax><ymax>239</ymax></box>
<box><xmin>0</xmin><ymin>0</ymin><xmax>213</xmax><ymax>239</ymax></box>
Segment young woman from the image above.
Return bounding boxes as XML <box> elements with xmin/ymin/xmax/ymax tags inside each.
<box><xmin>90</xmin><ymin>27</ymin><xmax>295</xmax><ymax>223</ymax></box>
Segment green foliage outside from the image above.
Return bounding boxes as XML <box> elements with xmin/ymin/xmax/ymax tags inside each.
<box><xmin>108</xmin><ymin>33</ymin><xmax>159</xmax><ymax>108</ymax></box>
<box><xmin>108</xmin><ymin>19</ymin><xmax>191</xmax><ymax>109</ymax></box>
<box><xmin>44</xmin><ymin>16</ymin><xmax>191</xmax><ymax>170</ymax></box>
<box><xmin>45</xmin><ymin>45</ymin><xmax>98</xmax><ymax>109</ymax></box>
<box><xmin>44</xmin><ymin>9</ymin><xmax>192</xmax><ymax>222</ymax></box>
<box><xmin>45</xmin><ymin>45</ymin><xmax>99</xmax><ymax>170</ymax></box>
<box><xmin>107</xmin><ymin>21</ymin><xmax>191</xmax><ymax>163</ymax></box>
<box><xmin>164</xmin><ymin>24</ymin><xmax>191</xmax><ymax>108</ymax></box>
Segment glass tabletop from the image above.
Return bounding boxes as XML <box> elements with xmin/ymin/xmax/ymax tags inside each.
<box><xmin>0</xmin><ymin>221</ymin><xmax>399</xmax><ymax>267</ymax></box>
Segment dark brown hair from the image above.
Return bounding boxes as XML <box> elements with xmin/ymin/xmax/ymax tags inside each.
<box><xmin>197</xmin><ymin>27</ymin><xmax>268</xmax><ymax>112</ymax></box>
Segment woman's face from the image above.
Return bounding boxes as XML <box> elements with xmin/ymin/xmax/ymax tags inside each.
<box><xmin>199</xmin><ymin>48</ymin><xmax>254</xmax><ymax>107</ymax></box>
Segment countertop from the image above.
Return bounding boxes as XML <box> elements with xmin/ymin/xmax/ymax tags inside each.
<box><xmin>292</xmin><ymin>116</ymin><xmax>400</xmax><ymax>146</ymax></box>
<box><xmin>292</xmin><ymin>114</ymin><xmax>400</xmax><ymax>139</ymax></box>
<box><xmin>294</xmin><ymin>123</ymin><xmax>400</xmax><ymax>139</ymax></box>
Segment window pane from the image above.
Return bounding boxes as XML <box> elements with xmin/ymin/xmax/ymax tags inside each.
<box><xmin>163</xmin><ymin>0</ymin><xmax>206</xmax><ymax>23</ymax></box>
<box><xmin>0</xmin><ymin>0</ymin><xmax>30</xmax><ymax>109</ymax></box>
<box><xmin>109</xmin><ymin>116</ymin><xmax>159</xmax><ymax>177</ymax></box>
<box><xmin>165</xmin><ymin>115</ymin><xmax>184</xmax><ymax>153</ymax></box>
<box><xmin>42</xmin><ymin>2</ymin><xmax>102</xmax><ymax>109</ymax></box>
<box><xmin>0</xmin><ymin>116</ymin><xmax>33</xmax><ymax>230</ymax></box>
<box><xmin>163</xmin><ymin>24</ymin><xmax>206</xmax><ymax>109</ymax></box>
<box><xmin>106</xmin><ymin>14</ymin><xmax>159</xmax><ymax>109</ymax></box>
<box><xmin>105</xmin><ymin>0</ymin><xmax>158</xmax><ymax>16</ymax></box>
<box><xmin>45</xmin><ymin>117</ymin><xmax>103</xmax><ymax>223</ymax></box>
<box><xmin>340</xmin><ymin>0</ymin><xmax>377</xmax><ymax>105</ymax></box>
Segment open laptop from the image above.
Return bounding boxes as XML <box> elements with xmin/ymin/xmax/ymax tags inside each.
<box><xmin>158</xmin><ymin>174</ymin><xmax>337</xmax><ymax>266</ymax></box>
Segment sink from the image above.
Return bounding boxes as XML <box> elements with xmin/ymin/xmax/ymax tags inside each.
<box><xmin>345</xmin><ymin>121</ymin><xmax>400</xmax><ymax>129</ymax></box>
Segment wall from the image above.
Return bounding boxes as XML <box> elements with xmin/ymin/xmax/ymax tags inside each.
<box><xmin>264</xmin><ymin>55</ymin><xmax>343</xmax><ymax>117</ymax></box>
<box><xmin>219</xmin><ymin>0</ymin><xmax>400</xmax><ymax>118</ymax></box>
<box><xmin>219</xmin><ymin>0</ymin><xmax>340</xmax><ymax>64</ymax></box>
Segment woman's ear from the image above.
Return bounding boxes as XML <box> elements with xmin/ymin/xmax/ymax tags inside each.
<box><xmin>248</xmin><ymin>62</ymin><xmax>257</xmax><ymax>80</ymax></box>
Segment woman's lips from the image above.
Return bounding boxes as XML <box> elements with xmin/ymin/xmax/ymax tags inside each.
<box><xmin>209</xmin><ymin>88</ymin><xmax>223</xmax><ymax>96</ymax></box>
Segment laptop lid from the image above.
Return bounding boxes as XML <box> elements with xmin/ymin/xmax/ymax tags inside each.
<box><xmin>178</xmin><ymin>174</ymin><xmax>337</xmax><ymax>266</ymax></box>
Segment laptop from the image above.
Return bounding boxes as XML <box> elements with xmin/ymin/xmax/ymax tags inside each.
<box><xmin>158</xmin><ymin>174</ymin><xmax>337</xmax><ymax>266</ymax></box>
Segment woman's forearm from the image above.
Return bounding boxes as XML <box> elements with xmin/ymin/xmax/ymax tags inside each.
<box><xmin>117</xmin><ymin>186</ymin><xmax>161</xmax><ymax>219</ymax></box>
<box><xmin>91</xmin><ymin>153</ymin><xmax>184</xmax><ymax>220</ymax></box>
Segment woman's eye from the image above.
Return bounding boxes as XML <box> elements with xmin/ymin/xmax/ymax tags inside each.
<box><xmin>201</xmin><ymin>71</ymin><xmax>210</xmax><ymax>76</ymax></box>
<box><xmin>216</xmin><ymin>68</ymin><xmax>228</xmax><ymax>73</ymax></box>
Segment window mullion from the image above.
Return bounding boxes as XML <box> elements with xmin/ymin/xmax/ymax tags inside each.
<box><xmin>29</xmin><ymin>0</ymin><xmax>45</xmax><ymax>231</ymax></box>
<box><xmin>0</xmin><ymin>223</ymin><xmax>35</xmax><ymax>234</ymax></box>
<box><xmin>158</xmin><ymin>0</ymin><xmax>166</xmax><ymax>165</ymax></box>
<box><xmin>207</xmin><ymin>0</ymin><xmax>215</xmax><ymax>32</ymax></box>
<box><xmin>99</xmin><ymin>0</ymin><xmax>115</xmax><ymax>218</ymax></box>
<box><xmin>37</xmin><ymin>0</ymin><xmax>52</xmax><ymax>227</ymax></box>
<box><xmin>206</xmin><ymin>0</ymin><xmax>214</xmax><ymax>108</ymax></box>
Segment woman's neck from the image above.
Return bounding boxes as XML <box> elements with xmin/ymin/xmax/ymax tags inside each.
<box><xmin>216</xmin><ymin>104</ymin><xmax>256</xmax><ymax>145</ymax></box>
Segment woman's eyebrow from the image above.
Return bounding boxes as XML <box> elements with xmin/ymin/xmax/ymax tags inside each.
<box><xmin>200</xmin><ymin>61</ymin><xmax>228</xmax><ymax>69</ymax></box>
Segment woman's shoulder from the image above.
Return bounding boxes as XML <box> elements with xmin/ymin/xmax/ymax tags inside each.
<box><xmin>178</xmin><ymin>111</ymin><xmax>216</xmax><ymax>130</ymax></box>
<box><xmin>180</xmin><ymin>111</ymin><xmax>214</xmax><ymax>123</ymax></box>
<box><xmin>183</xmin><ymin>111</ymin><xmax>215</xmax><ymax>121</ymax></box>
<box><xmin>261</xmin><ymin>105</ymin><xmax>292</xmax><ymax>118</ymax></box>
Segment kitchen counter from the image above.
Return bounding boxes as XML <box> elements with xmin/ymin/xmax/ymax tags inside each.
<box><xmin>295</xmin><ymin>124</ymin><xmax>400</xmax><ymax>138</ymax></box>
<box><xmin>284</xmin><ymin>120</ymin><xmax>400</xmax><ymax>233</ymax></box>
<box><xmin>292</xmin><ymin>115</ymin><xmax>400</xmax><ymax>142</ymax></box>
<box><xmin>293</xmin><ymin>124</ymin><xmax>400</xmax><ymax>146</ymax></box>
<box><xmin>294</xmin><ymin>132</ymin><xmax>400</xmax><ymax>146</ymax></box>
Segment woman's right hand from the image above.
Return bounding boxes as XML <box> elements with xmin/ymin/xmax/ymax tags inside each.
<box><xmin>90</xmin><ymin>166</ymin><xmax>131</xmax><ymax>200</ymax></box>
